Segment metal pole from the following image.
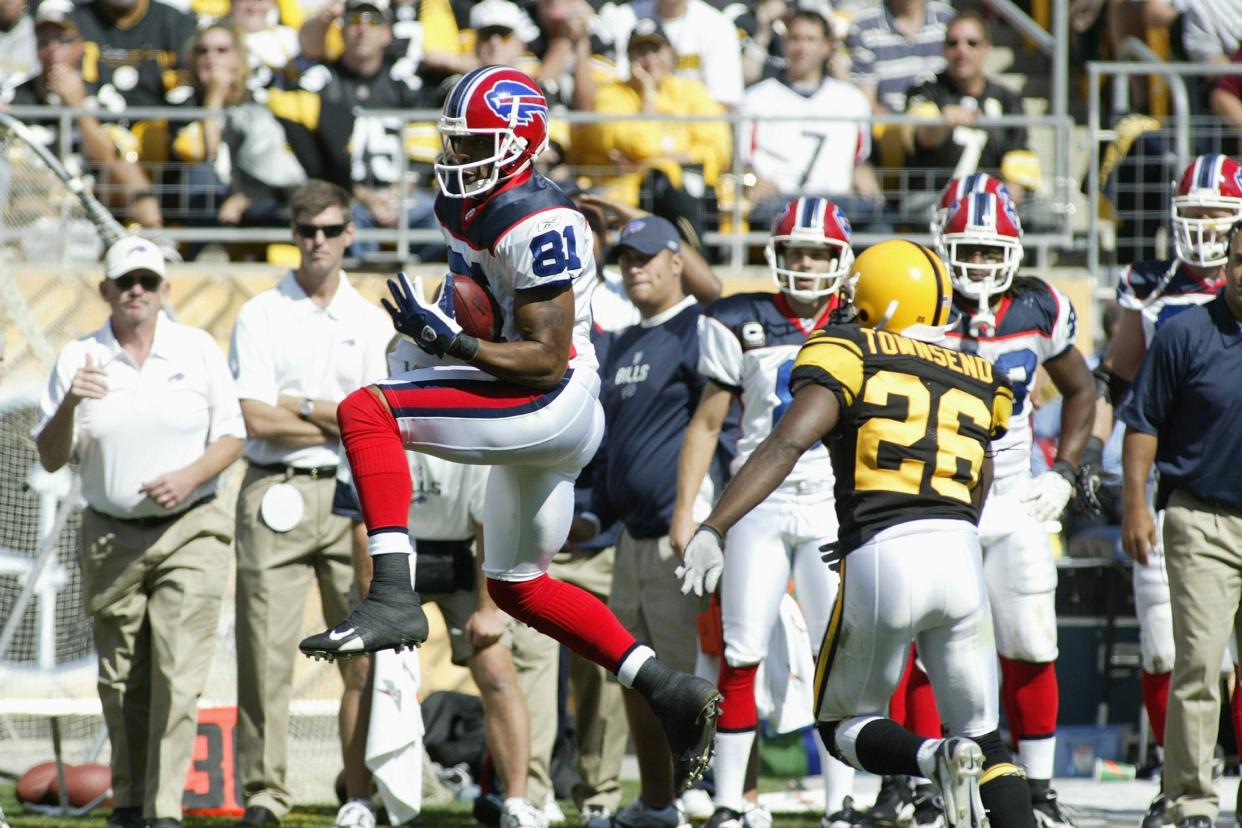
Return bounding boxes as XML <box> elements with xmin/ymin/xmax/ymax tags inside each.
<box><xmin>1088</xmin><ymin>64</ymin><xmax>1101</xmax><ymax>282</ymax></box>
<box><xmin>730</xmin><ymin>117</ymin><xmax>745</xmax><ymax>271</ymax></box>
<box><xmin>1052</xmin><ymin>0</ymin><xmax>1070</xmax><ymax>239</ymax></box>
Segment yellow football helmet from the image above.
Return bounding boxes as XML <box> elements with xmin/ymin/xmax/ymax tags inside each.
<box><xmin>846</xmin><ymin>239</ymin><xmax>953</xmax><ymax>341</ymax></box>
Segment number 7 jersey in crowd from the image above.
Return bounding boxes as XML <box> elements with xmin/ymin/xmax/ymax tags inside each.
<box><xmin>434</xmin><ymin>169</ymin><xmax>598</xmax><ymax>375</ymax></box>
<box><xmin>791</xmin><ymin>324</ymin><xmax>1014</xmax><ymax>554</ymax></box>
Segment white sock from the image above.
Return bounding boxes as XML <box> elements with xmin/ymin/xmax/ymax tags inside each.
<box><xmin>815</xmin><ymin>728</ymin><xmax>855</xmax><ymax>814</ymax></box>
<box><xmin>916</xmin><ymin>739</ymin><xmax>941</xmax><ymax>780</ymax></box>
<box><xmin>616</xmin><ymin>645</ymin><xmax>655</xmax><ymax>688</ymax></box>
<box><xmin>1018</xmin><ymin>737</ymin><xmax>1056</xmax><ymax>780</ymax></box>
<box><xmin>713</xmin><ymin>730</ymin><xmax>755</xmax><ymax>813</ymax></box>
<box><xmin>368</xmin><ymin>531</ymin><xmax>412</xmax><ymax>556</ymax></box>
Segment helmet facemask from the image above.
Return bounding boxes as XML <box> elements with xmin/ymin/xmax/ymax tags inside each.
<box><xmin>1172</xmin><ymin>199</ymin><xmax>1242</xmax><ymax>268</ymax></box>
<box><xmin>942</xmin><ymin>236</ymin><xmax>1021</xmax><ymax>336</ymax></box>
<box><xmin>766</xmin><ymin>237</ymin><xmax>853</xmax><ymax>303</ymax></box>
<box><xmin>435</xmin><ymin>121</ymin><xmax>536</xmax><ymax>199</ymax></box>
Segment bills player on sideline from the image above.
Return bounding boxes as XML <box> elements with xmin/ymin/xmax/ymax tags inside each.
<box><xmin>298</xmin><ymin>66</ymin><xmax>723</xmax><ymax>795</ymax></box>
<box><xmin>934</xmin><ymin>191</ymin><xmax>1096</xmax><ymax>828</ymax></box>
<box><xmin>669</xmin><ymin>197</ymin><xmax>858</xmax><ymax>828</ymax></box>
<box><xmin>1085</xmin><ymin>154</ymin><xmax>1242</xmax><ymax>828</ymax></box>
<box><xmin>678</xmin><ymin>240</ymin><xmax>1035</xmax><ymax>828</ymax></box>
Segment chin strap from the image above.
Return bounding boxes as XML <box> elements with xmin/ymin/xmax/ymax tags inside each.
<box><xmin>968</xmin><ymin>293</ymin><xmax>996</xmax><ymax>337</ymax></box>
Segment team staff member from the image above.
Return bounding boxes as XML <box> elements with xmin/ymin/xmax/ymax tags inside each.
<box><xmin>36</xmin><ymin>237</ymin><xmax>244</xmax><ymax>828</ymax></box>
<box><xmin>1119</xmin><ymin>221</ymin><xmax>1242</xmax><ymax>828</ymax></box>
<box><xmin>679</xmin><ymin>241</ymin><xmax>1035</xmax><ymax>828</ymax></box>
<box><xmin>228</xmin><ymin>179</ymin><xmax>392</xmax><ymax>827</ymax></box>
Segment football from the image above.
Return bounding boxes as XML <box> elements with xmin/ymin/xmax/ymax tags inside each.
<box><xmin>47</xmin><ymin>762</ymin><xmax>113</xmax><ymax>809</ymax></box>
<box><xmin>16</xmin><ymin>761</ymin><xmax>58</xmax><ymax>804</ymax></box>
<box><xmin>450</xmin><ymin>275</ymin><xmax>501</xmax><ymax>341</ymax></box>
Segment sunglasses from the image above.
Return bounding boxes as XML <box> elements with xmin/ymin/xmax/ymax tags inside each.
<box><xmin>343</xmin><ymin>11</ymin><xmax>387</xmax><ymax>27</ymax></box>
<box><xmin>37</xmin><ymin>33</ymin><xmax>79</xmax><ymax>47</ymax></box>
<box><xmin>113</xmin><ymin>273</ymin><xmax>163</xmax><ymax>291</ymax></box>
<box><xmin>294</xmin><ymin>222</ymin><xmax>349</xmax><ymax>238</ymax></box>
<box><xmin>194</xmin><ymin>43</ymin><xmax>235</xmax><ymax>55</ymax></box>
<box><xmin>945</xmin><ymin>37</ymin><xmax>982</xmax><ymax>48</ymax></box>
<box><xmin>477</xmin><ymin>26</ymin><xmax>516</xmax><ymax>41</ymax></box>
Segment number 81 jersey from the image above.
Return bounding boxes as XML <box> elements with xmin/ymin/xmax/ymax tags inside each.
<box><xmin>942</xmin><ymin>278</ymin><xmax>1077</xmax><ymax>482</ymax></box>
<box><xmin>791</xmin><ymin>324</ymin><xmax>1013</xmax><ymax>553</ymax></box>
<box><xmin>435</xmin><ymin>170</ymin><xmax>598</xmax><ymax>374</ymax></box>
<box><xmin>698</xmin><ymin>292</ymin><xmax>839</xmax><ymax>484</ymax></box>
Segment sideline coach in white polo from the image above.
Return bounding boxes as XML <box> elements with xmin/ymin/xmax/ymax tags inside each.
<box><xmin>35</xmin><ymin>235</ymin><xmax>245</xmax><ymax>828</ymax></box>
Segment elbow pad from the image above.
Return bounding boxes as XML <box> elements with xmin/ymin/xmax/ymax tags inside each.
<box><xmin>1093</xmin><ymin>364</ymin><xmax>1131</xmax><ymax>409</ymax></box>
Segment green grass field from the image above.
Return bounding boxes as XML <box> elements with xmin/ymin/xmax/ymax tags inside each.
<box><xmin>1</xmin><ymin>780</ymin><xmax>831</xmax><ymax>827</ymax></box>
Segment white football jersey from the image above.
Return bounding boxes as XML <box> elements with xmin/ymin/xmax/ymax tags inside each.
<box><xmin>741</xmin><ymin>76</ymin><xmax>872</xmax><ymax>196</ymax></box>
<box><xmin>436</xmin><ymin>171</ymin><xmax>598</xmax><ymax>376</ymax></box>
<box><xmin>942</xmin><ymin>278</ymin><xmax>1078</xmax><ymax>482</ymax></box>
<box><xmin>698</xmin><ymin>292</ymin><xmax>837</xmax><ymax>486</ymax></box>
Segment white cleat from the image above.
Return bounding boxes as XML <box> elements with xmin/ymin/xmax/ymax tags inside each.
<box><xmin>932</xmin><ymin>738</ymin><xmax>987</xmax><ymax>828</ymax></box>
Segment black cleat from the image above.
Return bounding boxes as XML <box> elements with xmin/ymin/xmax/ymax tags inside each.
<box><xmin>911</xmin><ymin>784</ymin><xmax>944</xmax><ymax>828</ymax></box>
<box><xmin>868</xmin><ymin>776</ymin><xmax>915</xmax><ymax>828</ymax></box>
<box><xmin>1141</xmin><ymin>792</ymin><xmax>1167</xmax><ymax>828</ymax></box>
<box><xmin>1031</xmin><ymin>784</ymin><xmax>1076</xmax><ymax>828</ymax></box>
<box><xmin>633</xmin><ymin>659</ymin><xmax>722</xmax><ymax>793</ymax></box>
<box><xmin>299</xmin><ymin>553</ymin><xmax>429</xmax><ymax>660</ymax></box>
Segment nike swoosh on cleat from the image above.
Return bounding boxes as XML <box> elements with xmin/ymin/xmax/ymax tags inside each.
<box><xmin>328</xmin><ymin>627</ymin><xmax>357</xmax><ymax>641</ymax></box>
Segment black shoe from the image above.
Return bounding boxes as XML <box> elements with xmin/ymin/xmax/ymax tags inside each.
<box><xmin>1031</xmin><ymin>783</ymin><xmax>1076</xmax><ymax>828</ymax></box>
<box><xmin>299</xmin><ymin>554</ymin><xmax>428</xmax><ymax>661</ymax></box>
<box><xmin>868</xmin><ymin>776</ymin><xmax>914</xmax><ymax>828</ymax></box>
<box><xmin>632</xmin><ymin>659</ymin><xmax>722</xmax><ymax>793</ymax></box>
<box><xmin>911</xmin><ymin>784</ymin><xmax>944</xmax><ymax>828</ymax></box>
<box><xmin>703</xmin><ymin>806</ymin><xmax>745</xmax><ymax>828</ymax></box>
<box><xmin>1142</xmin><ymin>793</ymin><xmax>1168</xmax><ymax>828</ymax></box>
<box><xmin>1174</xmin><ymin>818</ymin><xmax>1212</xmax><ymax>828</ymax></box>
<box><xmin>237</xmin><ymin>806</ymin><xmax>281</xmax><ymax>826</ymax></box>
<box><xmin>824</xmin><ymin>796</ymin><xmax>867</xmax><ymax>828</ymax></box>
<box><xmin>106</xmin><ymin>808</ymin><xmax>144</xmax><ymax>828</ymax></box>
<box><xmin>146</xmin><ymin>820</ymin><xmax>182</xmax><ymax>828</ymax></box>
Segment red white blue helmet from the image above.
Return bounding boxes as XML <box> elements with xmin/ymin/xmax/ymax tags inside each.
<box><xmin>931</xmin><ymin>173</ymin><xmax>1015</xmax><ymax>243</ymax></box>
<box><xmin>1172</xmin><ymin>154</ymin><xmax>1242</xmax><ymax>268</ymax></box>
<box><xmin>939</xmin><ymin>192</ymin><xmax>1024</xmax><ymax>303</ymax></box>
<box><xmin>435</xmin><ymin>66</ymin><xmax>550</xmax><ymax>199</ymax></box>
<box><xmin>765</xmin><ymin>197</ymin><xmax>854</xmax><ymax>301</ymax></box>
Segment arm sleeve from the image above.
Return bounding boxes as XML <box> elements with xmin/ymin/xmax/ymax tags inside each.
<box><xmin>1182</xmin><ymin>5</ymin><xmax>1226</xmax><ymax>62</ymax></box>
<box><xmin>229</xmin><ymin>303</ymin><xmax>280</xmax><ymax>405</ymax></box>
<box><xmin>1045</xmin><ymin>283</ymin><xmax>1079</xmax><ymax>361</ymax></box>
<box><xmin>1115</xmin><ymin>264</ymin><xmax>1146</xmax><ymax>310</ymax></box>
<box><xmin>789</xmin><ymin>330</ymin><xmax>865</xmax><ymax>408</ymax></box>
<box><xmin>201</xmin><ymin>333</ymin><xmax>247</xmax><ymax>444</ymax></box>
<box><xmin>846</xmin><ymin>26</ymin><xmax>876</xmax><ymax>89</ymax></box>
<box><xmin>990</xmin><ymin>381</ymin><xmax>1014</xmax><ymax>440</ymax></box>
<box><xmin>1118</xmin><ymin>324</ymin><xmax>1182</xmax><ymax>435</ymax></box>
<box><xmin>33</xmin><ymin>343</ymin><xmax>82</xmax><ymax>443</ymax></box>
<box><xmin>499</xmin><ymin>207</ymin><xmax>593</xmax><ymax>292</ymax></box>
<box><xmin>700</xmin><ymin>14</ymin><xmax>744</xmax><ymax>108</ymax></box>
<box><xmin>697</xmin><ymin>314</ymin><xmax>743</xmax><ymax>390</ymax></box>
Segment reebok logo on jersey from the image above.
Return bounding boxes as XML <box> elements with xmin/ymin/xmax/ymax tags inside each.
<box><xmin>484</xmin><ymin>80</ymin><xmax>548</xmax><ymax>126</ymax></box>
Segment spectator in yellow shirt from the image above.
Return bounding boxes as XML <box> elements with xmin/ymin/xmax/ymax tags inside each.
<box><xmin>573</xmin><ymin>17</ymin><xmax>731</xmax><ymax>250</ymax></box>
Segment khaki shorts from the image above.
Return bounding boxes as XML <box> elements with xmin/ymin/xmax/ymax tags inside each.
<box><xmin>425</xmin><ymin>586</ymin><xmax>514</xmax><ymax>666</ymax></box>
<box><xmin>608</xmin><ymin>530</ymin><xmax>698</xmax><ymax>674</ymax></box>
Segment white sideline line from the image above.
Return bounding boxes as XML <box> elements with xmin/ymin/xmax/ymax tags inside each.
<box><xmin>0</xmin><ymin>699</ymin><xmax>340</xmax><ymax>716</ymax></box>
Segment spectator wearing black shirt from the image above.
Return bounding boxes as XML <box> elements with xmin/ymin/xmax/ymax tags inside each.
<box><xmin>68</xmin><ymin>0</ymin><xmax>197</xmax><ymax>109</ymax></box>
<box><xmin>903</xmin><ymin>11</ymin><xmax>1030</xmax><ymax>197</ymax></box>
<box><xmin>3</xmin><ymin>1</ymin><xmax>161</xmax><ymax>228</ymax></box>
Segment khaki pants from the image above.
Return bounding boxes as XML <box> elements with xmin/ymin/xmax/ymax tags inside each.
<box><xmin>80</xmin><ymin>499</ymin><xmax>231</xmax><ymax>819</ymax></box>
<box><xmin>234</xmin><ymin>467</ymin><xmax>353</xmax><ymax>816</ymax></box>
<box><xmin>1163</xmin><ymin>489</ymin><xmax>1242</xmax><ymax>823</ymax></box>
<box><xmin>511</xmin><ymin>547</ymin><xmax>629</xmax><ymax>811</ymax></box>
<box><xmin>609</xmin><ymin>531</ymin><xmax>699</xmax><ymax>674</ymax></box>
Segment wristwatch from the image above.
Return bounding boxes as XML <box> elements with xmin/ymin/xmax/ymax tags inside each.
<box><xmin>297</xmin><ymin>398</ymin><xmax>314</xmax><ymax>420</ymax></box>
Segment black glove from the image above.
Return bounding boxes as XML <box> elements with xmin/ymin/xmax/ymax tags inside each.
<box><xmin>1074</xmin><ymin>435</ymin><xmax>1106</xmax><ymax>516</ymax></box>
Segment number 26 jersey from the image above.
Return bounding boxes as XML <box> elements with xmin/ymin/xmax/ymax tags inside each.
<box><xmin>791</xmin><ymin>324</ymin><xmax>1014</xmax><ymax>553</ymax></box>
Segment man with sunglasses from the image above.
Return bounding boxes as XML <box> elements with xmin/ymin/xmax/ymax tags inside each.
<box><xmin>0</xmin><ymin>0</ymin><xmax>162</xmax><ymax>229</ymax></box>
<box><xmin>35</xmin><ymin>236</ymin><xmax>245</xmax><ymax>828</ymax></box>
<box><xmin>904</xmin><ymin>11</ymin><xmax>1031</xmax><ymax>197</ymax></box>
<box><xmin>228</xmin><ymin>180</ymin><xmax>394</xmax><ymax>827</ymax></box>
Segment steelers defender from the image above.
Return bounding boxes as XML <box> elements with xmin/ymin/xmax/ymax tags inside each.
<box><xmin>677</xmin><ymin>240</ymin><xmax>1035</xmax><ymax>828</ymax></box>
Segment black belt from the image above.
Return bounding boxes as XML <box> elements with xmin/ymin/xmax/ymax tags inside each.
<box><xmin>250</xmin><ymin>462</ymin><xmax>338</xmax><ymax>479</ymax></box>
<box><xmin>93</xmin><ymin>494</ymin><xmax>216</xmax><ymax>528</ymax></box>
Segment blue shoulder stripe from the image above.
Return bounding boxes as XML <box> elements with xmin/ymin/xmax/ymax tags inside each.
<box><xmin>435</xmin><ymin>172</ymin><xmax>575</xmax><ymax>251</ymax></box>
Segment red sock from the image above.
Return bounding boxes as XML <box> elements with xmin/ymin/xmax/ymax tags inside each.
<box><xmin>1141</xmin><ymin>670</ymin><xmax>1170</xmax><ymax>746</ymax></box>
<box><xmin>1231</xmin><ymin>667</ymin><xmax>1242</xmax><ymax>758</ymax></box>
<box><xmin>488</xmin><ymin>574</ymin><xmax>637</xmax><ymax>672</ymax></box>
<box><xmin>889</xmin><ymin>645</ymin><xmax>915</xmax><ymax>727</ymax></box>
<box><xmin>338</xmin><ymin>388</ymin><xmax>411</xmax><ymax>533</ymax></box>
<box><xmin>1000</xmin><ymin>657</ymin><xmax>1059</xmax><ymax>741</ymax></box>
<box><xmin>905</xmin><ymin>658</ymin><xmax>943</xmax><ymax>739</ymax></box>
<box><xmin>718</xmin><ymin>662</ymin><xmax>760</xmax><ymax>732</ymax></box>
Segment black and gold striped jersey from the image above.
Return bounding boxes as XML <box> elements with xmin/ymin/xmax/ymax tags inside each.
<box><xmin>791</xmin><ymin>324</ymin><xmax>1014</xmax><ymax>552</ymax></box>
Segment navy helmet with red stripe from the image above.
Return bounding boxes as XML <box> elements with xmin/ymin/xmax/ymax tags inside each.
<box><xmin>1172</xmin><ymin>154</ymin><xmax>1242</xmax><ymax>268</ymax></box>
<box><xmin>931</xmin><ymin>173</ymin><xmax>1014</xmax><ymax>246</ymax></box>
<box><xmin>435</xmin><ymin>66</ymin><xmax>550</xmax><ymax>199</ymax></box>
<box><xmin>765</xmin><ymin>197</ymin><xmax>854</xmax><ymax>302</ymax></box>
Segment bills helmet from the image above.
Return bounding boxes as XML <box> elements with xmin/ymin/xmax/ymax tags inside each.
<box><xmin>931</xmin><ymin>173</ymin><xmax>1015</xmax><ymax>244</ymax></box>
<box><xmin>435</xmin><ymin>66</ymin><xmax>550</xmax><ymax>199</ymax></box>
<box><xmin>1172</xmin><ymin>154</ymin><xmax>1242</xmax><ymax>268</ymax></box>
<box><xmin>765</xmin><ymin>197</ymin><xmax>855</xmax><ymax>301</ymax></box>
<box><xmin>848</xmin><ymin>239</ymin><xmax>952</xmax><ymax>341</ymax></box>
<box><xmin>939</xmin><ymin>192</ymin><xmax>1024</xmax><ymax>306</ymax></box>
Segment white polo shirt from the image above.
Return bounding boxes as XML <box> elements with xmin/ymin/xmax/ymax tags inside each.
<box><xmin>230</xmin><ymin>271</ymin><xmax>392</xmax><ymax>469</ymax></box>
<box><xmin>36</xmin><ymin>314</ymin><xmax>246</xmax><ymax>519</ymax></box>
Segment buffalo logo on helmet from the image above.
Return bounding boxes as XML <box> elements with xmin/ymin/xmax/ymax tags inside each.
<box><xmin>484</xmin><ymin>80</ymin><xmax>548</xmax><ymax>127</ymax></box>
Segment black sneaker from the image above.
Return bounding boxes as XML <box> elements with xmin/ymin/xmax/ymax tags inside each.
<box><xmin>1142</xmin><ymin>793</ymin><xmax>1168</xmax><ymax>828</ymax></box>
<box><xmin>912</xmin><ymin>784</ymin><xmax>945</xmax><ymax>828</ymax></box>
<box><xmin>1031</xmin><ymin>785</ymin><xmax>1076</xmax><ymax>828</ymax></box>
<box><xmin>931</xmin><ymin>738</ymin><xmax>985</xmax><ymax>828</ymax></box>
<box><xmin>704</xmin><ymin>806</ymin><xmax>745</xmax><ymax>828</ymax></box>
<box><xmin>632</xmin><ymin>660</ymin><xmax>722</xmax><ymax>793</ymax></box>
<box><xmin>236</xmin><ymin>806</ymin><xmax>281</xmax><ymax>826</ymax></box>
<box><xmin>1174</xmin><ymin>817</ymin><xmax>1211</xmax><ymax>828</ymax></box>
<box><xmin>824</xmin><ymin>796</ymin><xmax>866</xmax><ymax>828</ymax></box>
<box><xmin>867</xmin><ymin>776</ymin><xmax>914</xmax><ymax>828</ymax></box>
<box><xmin>299</xmin><ymin>554</ymin><xmax>428</xmax><ymax>660</ymax></box>
<box><xmin>106</xmin><ymin>808</ymin><xmax>144</xmax><ymax>828</ymax></box>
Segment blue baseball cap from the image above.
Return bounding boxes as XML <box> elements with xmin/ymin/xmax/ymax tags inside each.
<box><xmin>613</xmin><ymin>215</ymin><xmax>681</xmax><ymax>258</ymax></box>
